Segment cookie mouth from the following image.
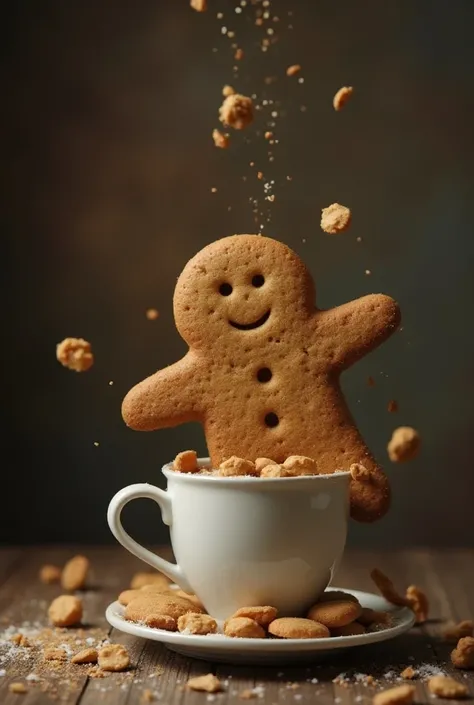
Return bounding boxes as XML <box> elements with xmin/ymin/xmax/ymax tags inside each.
<box><xmin>229</xmin><ymin>310</ymin><xmax>271</xmax><ymax>331</ymax></box>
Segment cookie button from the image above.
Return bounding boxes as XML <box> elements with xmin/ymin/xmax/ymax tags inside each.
<box><xmin>256</xmin><ymin>367</ymin><xmax>272</xmax><ymax>383</ymax></box>
<box><xmin>264</xmin><ymin>412</ymin><xmax>279</xmax><ymax>428</ymax></box>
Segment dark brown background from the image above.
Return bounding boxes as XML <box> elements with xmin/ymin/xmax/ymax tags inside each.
<box><xmin>3</xmin><ymin>0</ymin><xmax>474</xmax><ymax>547</ymax></box>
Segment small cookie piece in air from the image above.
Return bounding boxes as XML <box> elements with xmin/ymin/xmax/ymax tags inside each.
<box><xmin>333</xmin><ymin>86</ymin><xmax>354</xmax><ymax>111</ymax></box>
<box><xmin>387</xmin><ymin>427</ymin><xmax>420</xmax><ymax>462</ymax></box>
<box><xmin>56</xmin><ymin>337</ymin><xmax>94</xmax><ymax>372</ymax></box>
<box><xmin>190</xmin><ymin>0</ymin><xmax>207</xmax><ymax>11</ymax></box>
<box><xmin>451</xmin><ymin>636</ymin><xmax>474</xmax><ymax>669</ymax></box>
<box><xmin>219</xmin><ymin>94</ymin><xmax>253</xmax><ymax>130</ymax></box>
<box><xmin>320</xmin><ymin>203</ymin><xmax>352</xmax><ymax>234</ymax></box>
<box><xmin>61</xmin><ymin>555</ymin><xmax>89</xmax><ymax>591</ymax></box>
<box><xmin>286</xmin><ymin>64</ymin><xmax>301</xmax><ymax>76</ymax></box>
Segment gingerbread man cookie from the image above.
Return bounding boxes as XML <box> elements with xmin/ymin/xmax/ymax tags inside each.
<box><xmin>122</xmin><ymin>235</ymin><xmax>400</xmax><ymax>522</ymax></box>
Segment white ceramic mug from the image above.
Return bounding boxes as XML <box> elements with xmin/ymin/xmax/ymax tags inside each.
<box><xmin>107</xmin><ymin>460</ymin><xmax>350</xmax><ymax>620</ymax></box>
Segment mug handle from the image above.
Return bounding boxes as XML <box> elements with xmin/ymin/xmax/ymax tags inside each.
<box><xmin>107</xmin><ymin>483</ymin><xmax>192</xmax><ymax>593</ymax></box>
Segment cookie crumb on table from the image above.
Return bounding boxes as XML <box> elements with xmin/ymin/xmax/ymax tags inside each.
<box><xmin>320</xmin><ymin>203</ymin><xmax>351</xmax><ymax>234</ymax></box>
<box><xmin>187</xmin><ymin>674</ymin><xmax>223</xmax><ymax>693</ymax></box>
<box><xmin>56</xmin><ymin>337</ymin><xmax>94</xmax><ymax>372</ymax></box>
<box><xmin>48</xmin><ymin>595</ymin><xmax>83</xmax><ymax>627</ymax></box>
<box><xmin>451</xmin><ymin>636</ymin><xmax>474</xmax><ymax>669</ymax></box>
<box><xmin>61</xmin><ymin>554</ymin><xmax>89</xmax><ymax>591</ymax></box>
<box><xmin>71</xmin><ymin>647</ymin><xmax>98</xmax><ymax>664</ymax></box>
<box><xmin>212</xmin><ymin>129</ymin><xmax>229</xmax><ymax>149</ymax></box>
<box><xmin>9</xmin><ymin>682</ymin><xmax>27</xmax><ymax>694</ymax></box>
<box><xmin>427</xmin><ymin>675</ymin><xmax>468</xmax><ymax>698</ymax></box>
<box><xmin>387</xmin><ymin>427</ymin><xmax>420</xmax><ymax>462</ymax></box>
<box><xmin>39</xmin><ymin>564</ymin><xmax>61</xmax><ymax>584</ymax></box>
<box><xmin>98</xmin><ymin>644</ymin><xmax>130</xmax><ymax>672</ymax></box>
<box><xmin>333</xmin><ymin>86</ymin><xmax>354</xmax><ymax>111</ymax></box>
<box><xmin>372</xmin><ymin>684</ymin><xmax>415</xmax><ymax>705</ymax></box>
<box><xmin>219</xmin><ymin>93</ymin><xmax>253</xmax><ymax>130</ymax></box>
<box><xmin>44</xmin><ymin>647</ymin><xmax>67</xmax><ymax>661</ymax></box>
<box><xmin>286</xmin><ymin>64</ymin><xmax>301</xmax><ymax>76</ymax></box>
<box><xmin>400</xmin><ymin>667</ymin><xmax>416</xmax><ymax>680</ymax></box>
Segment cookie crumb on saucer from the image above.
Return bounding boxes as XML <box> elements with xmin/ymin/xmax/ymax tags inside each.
<box><xmin>177</xmin><ymin>613</ymin><xmax>217</xmax><ymax>635</ymax></box>
<box><xmin>320</xmin><ymin>203</ymin><xmax>351</xmax><ymax>234</ymax></box>
<box><xmin>218</xmin><ymin>456</ymin><xmax>257</xmax><ymax>477</ymax></box>
<box><xmin>187</xmin><ymin>674</ymin><xmax>223</xmax><ymax>693</ymax></box>
<box><xmin>333</xmin><ymin>86</ymin><xmax>353</xmax><ymax>111</ymax></box>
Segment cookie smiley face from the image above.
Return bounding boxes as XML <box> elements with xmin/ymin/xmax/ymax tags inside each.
<box><xmin>122</xmin><ymin>234</ymin><xmax>401</xmax><ymax>523</ymax></box>
<box><xmin>173</xmin><ymin>236</ymin><xmax>314</xmax><ymax>349</ymax></box>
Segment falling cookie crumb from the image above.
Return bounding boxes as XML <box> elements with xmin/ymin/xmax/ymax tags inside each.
<box><xmin>333</xmin><ymin>86</ymin><xmax>354</xmax><ymax>111</ymax></box>
<box><xmin>146</xmin><ymin>308</ymin><xmax>159</xmax><ymax>320</ymax></box>
<box><xmin>320</xmin><ymin>203</ymin><xmax>351</xmax><ymax>234</ymax></box>
<box><xmin>56</xmin><ymin>337</ymin><xmax>94</xmax><ymax>372</ymax></box>
<box><xmin>387</xmin><ymin>400</ymin><xmax>398</xmax><ymax>413</ymax></box>
<box><xmin>190</xmin><ymin>0</ymin><xmax>207</xmax><ymax>11</ymax></box>
<box><xmin>387</xmin><ymin>427</ymin><xmax>420</xmax><ymax>462</ymax></box>
<box><xmin>368</xmin><ymin>376</ymin><xmax>376</xmax><ymax>387</ymax></box>
<box><xmin>212</xmin><ymin>129</ymin><xmax>229</xmax><ymax>149</ymax></box>
<box><xmin>61</xmin><ymin>554</ymin><xmax>89</xmax><ymax>591</ymax></box>
<box><xmin>286</xmin><ymin>64</ymin><xmax>301</xmax><ymax>76</ymax></box>
<box><xmin>234</xmin><ymin>48</ymin><xmax>244</xmax><ymax>60</ymax></box>
<box><xmin>219</xmin><ymin>93</ymin><xmax>253</xmax><ymax>130</ymax></box>
<box><xmin>187</xmin><ymin>674</ymin><xmax>223</xmax><ymax>693</ymax></box>
<box><xmin>222</xmin><ymin>85</ymin><xmax>235</xmax><ymax>97</ymax></box>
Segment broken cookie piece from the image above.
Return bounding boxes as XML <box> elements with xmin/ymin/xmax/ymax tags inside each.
<box><xmin>320</xmin><ymin>203</ymin><xmax>351</xmax><ymax>234</ymax></box>
<box><xmin>219</xmin><ymin>94</ymin><xmax>253</xmax><ymax>130</ymax></box>
<box><xmin>56</xmin><ymin>337</ymin><xmax>94</xmax><ymax>372</ymax></box>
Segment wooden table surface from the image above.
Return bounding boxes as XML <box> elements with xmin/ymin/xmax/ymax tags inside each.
<box><xmin>0</xmin><ymin>547</ymin><xmax>472</xmax><ymax>704</ymax></box>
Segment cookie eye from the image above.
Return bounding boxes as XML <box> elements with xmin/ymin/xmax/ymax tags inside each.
<box><xmin>252</xmin><ymin>274</ymin><xmax>265</xmax><ymax>288</ymax></box>
<box><xmin>219</xmin><ymin>283</ymin><xmax>233</xmax><ymax>296</ymax></box>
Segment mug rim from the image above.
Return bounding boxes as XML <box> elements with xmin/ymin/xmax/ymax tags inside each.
<box><xmin>162</xmin><ymin>458</ymin><xmax>351</xmax><ymax>486</ymax></box>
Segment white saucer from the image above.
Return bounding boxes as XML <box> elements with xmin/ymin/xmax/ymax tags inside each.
<box><xmin>105</xmin><ymin>588</ymin><xmax>415</xmax><ymax>665</ymax></box>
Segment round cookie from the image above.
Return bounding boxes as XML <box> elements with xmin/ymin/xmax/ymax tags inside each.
<box><xmin>307</xmin><ymin>599</ymin><xmax>362</xmax><ymax>628</ymax></box>
<box><xmin>268</xmin><ymin>618</ymin><xmax>330</xmax><ymax>639</ymax></box>
<box><xmin>121</xmin><ymin>235</ymin><xmax>400</xmax><ymax>523</ymax></box>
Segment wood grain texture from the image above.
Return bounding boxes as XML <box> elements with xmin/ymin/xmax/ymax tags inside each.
<box><xmin>0</xmin><ymin>547</ymin><xmax>472</xmax><ymax>704</ymax></box>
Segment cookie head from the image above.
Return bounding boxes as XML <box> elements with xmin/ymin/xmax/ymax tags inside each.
<box><xmin>173</xmin><ymin>235</ymin><xmax>315</xmax><ymax>348</ymax></box>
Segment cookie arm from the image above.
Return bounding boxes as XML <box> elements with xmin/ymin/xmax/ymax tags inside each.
<box><xmin>318</xmin><ymin>294</ymin><xmax>401</xmax><ymax>370</ymax></box>
<box><xmin>122</xmin><ymin>354</ymin><xmax>201</xmax><ymax>431</ymax></box>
